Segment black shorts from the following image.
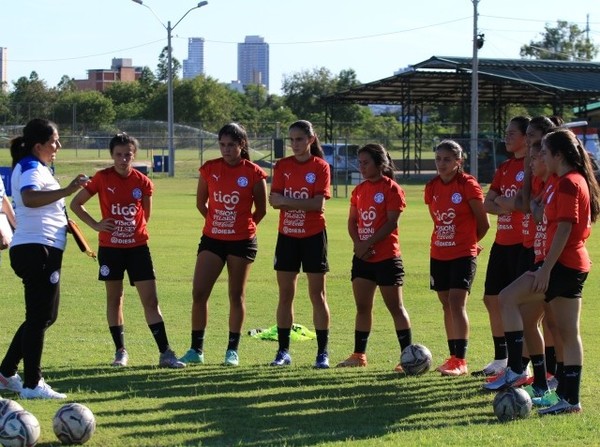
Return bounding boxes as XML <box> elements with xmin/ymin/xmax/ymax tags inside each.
<box><xmin>430</xmin><ymin>256</ymin><xmax>477</xmax><ymax>292</ymax></box>
<box><xmin>516</xmin><ymin>246</ymin><xmax>535</xmax><ymax>276</ymax></box>
<box><xmin>198</xmin><ymin>234</ymin><xmax>257</xmax><ymax>263</ymax></box>
<box><xmin>351</xmin><ymin>256</ymin><xmax>404</xmax><ymax>287</ymax></box>
<box><xmin>274</xmin><ymin>230</ymin><xmax>329</xmax><ymax>274</ymax></box>
<box><xmin>530</xmin><ymin>261</ymin><xmax>588</xmax><ymax>301</ymax></box>
<box><xmin>484</xmin><ymin>242</ymin><xmax>524</xmax><ymax>295</ymax></box>
<box><xmin>98</xmin><ymin>245</ymin><xmax>155</xmax><ymax>285</ymax></box>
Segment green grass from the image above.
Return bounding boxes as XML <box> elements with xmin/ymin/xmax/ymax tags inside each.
<box><xmin>1</xmin><ymin>151</ymin><xmax>600</xmax><ymax>446</ymax></box>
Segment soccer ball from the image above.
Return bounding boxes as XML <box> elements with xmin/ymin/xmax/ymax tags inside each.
<box><xmin>53</xmin><ymin>403</ymin><xmax>96</xmax><ymax>445</ymax></box>
<box><xmin>400</xmin><ymin>344</ymin><xmax>433</xmax><ymax>375</ymax></box>
<box><xmin>492</xmin><ymin>387</ymin><xmax>532</xmax><ymax>422</ymax></box>
<box><xmin>0</xmin><ymin>410</ymin><xmax>40</xmax><ymax>447</ymax></box>
<box><xmin>0</xmin><ymin>399</ymin><xmax>24</xmax><ymax>424</ymax></box>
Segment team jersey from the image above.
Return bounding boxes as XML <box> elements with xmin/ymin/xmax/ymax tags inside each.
<box><xmin>271</xmin><ymin>155</ymin><xmax>330</xmax><ymax>238</ymax></box>
<box><xmin>543</xmin><ymin>170</ymin><xmax>592</xmax><ymax>271</ymax></box>
<box><xmin>84</xmin><ymin>167</ymin><xmax>153</xmax><ymax>248</ymax></box>
<box><xmin>350</xmin><ymin>176</ymin><xmax>406</xmax><ymax>262</ymax></box>
<box><xmin>489</xmin><ymin>157</ymin><xmax>525</xmax><ymax>245</ymax></box>
<box><xmin>11</xmin><ymin>155</ymin><xmax>67</xmax><ymax>249</ymax></box>
<box><xmin>0</xmin><ymin>175</ymin><xmax>5</xmax><ymax>201</ymax></box>
<box><xmin>200</xmin><ymin>158</ymin><xmax>267</xmax><ymax>241</ymax></box>
<box><xmin>424</xmin><ymin>172</ymin><xmax>484</xmax><ymax>260</ymax></box>
<box><xmin>533</xmin><ymin>175</ymin><xmax>556</xmax><ymax>263</ymax></box>
<box><xmin>522</xmin><ymin>176</ymin><xmax>545</xmax><ymax>249</ymax></box>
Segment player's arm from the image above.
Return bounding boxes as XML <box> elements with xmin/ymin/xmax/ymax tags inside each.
<box><xmin>142</xmin><ymin>195</ymin><xmax>152</xmax><ymax>223</ymax></box>
<box><xmin>484</xmin><ymin>189</ymin><xmax>509</xmax><ymax>215</ymax></box>
<box><xmin>269</xmin><ymin>193</ymin><xmax>325</xmax><ymax>212</ymax></box>
<box><xmin>22</xmin><ymin>174</ymin><xmax>88</xmax><ymax>208</ymax></box>
<box><xmin>252</xmin><ymin>179</ymin><xmax>268</xmax><ymax>225</ymax></box>
<box><xmin>469</xmin><ymin>198</ymin><xmax>490</xmax><ymax>241</ymax></box>
<box><xmin>196</xmin><ymin>175</ymin><xmax>209</xmax><ymax>218</ymax></box>
<box><xmin>531</xmin><ymin>221</ymin><xmax>571</xmax><ymax>293</ymax></box>
<box><xmin>70</xmin><ymin>188</ymin><xmax>113</xmax><ymax>233</ymax></box>
<box><xmin>1</xmin><ymin>195</ymin><xmax>16</xmax><ymax>228</ymax></box>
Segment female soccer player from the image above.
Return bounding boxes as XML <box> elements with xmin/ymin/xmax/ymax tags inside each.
<box><xmin>490</xmin><ymin>130</ymin><xmax>600</xmax><ymax>416</ymax></box>
<box><xmin>0</xmin><ymin>119</ymin><xmax>87</xmax><ymax>399</ymax></box>
<box><xmin>268</xmin><ymin>120</ymin><xmax>331</xmax><ymax>368</ymax></box>
<box><xmin>179</xmin><ymin>123</ymin><xmax>267</xmax><ymax>366</ymax></box>
<box><xmin>70</xmin><ymin>133</ymin><xmax>185</xmax><ymax>369</ymax></box>
<box><xmin>337</xmin><ymin>143</ymin><xmax>412</xmax><ymax>371</ymax></box>
<box><xmin>425</xmin><ymin>140</ymin><xmax>489</xmax><ymax>376</ymax></box>
<box><xmin>474</xmin><ymin>116</ymin><xmax>530</xmax><ymax>377</ymax></box>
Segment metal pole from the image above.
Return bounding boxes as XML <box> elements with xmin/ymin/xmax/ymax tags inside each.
<box><xmin>167</xmin><ymin>21</ymin><xmax>175</xmax><ymax>177</ymax></box>
<box><xmin>470</xmin><ymin>0</ymin><xmax>479</xmax><ymax>180</ymax></box>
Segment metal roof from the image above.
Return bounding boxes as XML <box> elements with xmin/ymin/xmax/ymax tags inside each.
<box><xmin>326</xmin><ymin>56</ymin><xmax>600</xmax><ymax>106</ymax></box>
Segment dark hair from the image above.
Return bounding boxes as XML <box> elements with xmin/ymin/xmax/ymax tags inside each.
<box><xmin>358</xmin><ymin>143</ymin><xmax>396</xmax><ymax>179</ymax></box>
<box><xmin>109</xmin><ymin>132</ymin><xmax>140</xmax><ymax>155</ymax></box>
<box><xmin>435</xmin><ymin>139</ymin><xmax>465</xmax><ymax>174</ymax></box>
<box><xmin>510</xmin><ymin>115</ymin><xmax>531</xmax><ymax>134</ymax></box>
<box><xmin>542</xmin><ymin>129</ymin><xmax>600</xmax><ymax>222</ymax></box>
<box><xmin>10</xmin><ymin>118</ymin><xmax>58</xmax><ymax>168</ymax></box>
<box><xmin>528</xmin><ymin>116</ymin><xmax>557</xmax><ymax>136</ymax></box>
<box><xmin>530</xmin><ymin>141</ymin><xmax>542</xmax><ymax>153</ymax></box>
<box><xmin>218</xmin><ymin>123</ymin><xmax>250</xmax><ymax>160</ymax></box>
<box><xmin>288</xmin><ymin>120</ymin><xmax>324</xmax><ymax>158</ymax></box>
<box><xmin>549</xmin><ymin>115</ymin><xmax>564</xmax><ymax>127</ymax></box>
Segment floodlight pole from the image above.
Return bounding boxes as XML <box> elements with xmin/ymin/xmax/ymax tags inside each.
<box><xmin>470</xmin><ymin>0</ymin><xmax>480</xmax><ymax>180</ymax></box>
<box><xmin>132</xmin><ymin>0</ymin><xmax>208</xmax><ymax>177</ymax></box>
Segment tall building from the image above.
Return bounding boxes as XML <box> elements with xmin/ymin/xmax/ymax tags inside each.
<box><xmin>183</xmin><ymin>37</ymin><xmax>205</xmax><ymax>79</ymax></box>
<box><xmin>0</xmin><ymin>47</ymin><xmax>7</xmax><ymax>92</ymax></box>
<box><xmin>237</xmin><ymin>35</ymin><xmax>269</xmax><ymax>91</ymax></box>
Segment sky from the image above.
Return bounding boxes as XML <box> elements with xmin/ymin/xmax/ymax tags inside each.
<box><xmin>2</xmin><ymin>0</ymin><xmax>599</xmax><ymax>95</ymax></box>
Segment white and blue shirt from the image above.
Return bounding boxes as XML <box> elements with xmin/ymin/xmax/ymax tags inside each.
<box><xmin>11</xmin><ymin>156</ymin><xmax>67</xmax><ymax>249</ymax></box>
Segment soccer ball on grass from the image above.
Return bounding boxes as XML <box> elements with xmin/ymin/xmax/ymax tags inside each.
<box><xmin>492</xmin><ymin>387</ymin><xmax>532</xmax><ymax>422</ymax></box>
<box><xmin>400</xmin><ymin>344</ymin><xmax>433</xmax><ymax>375</ymax></box>
<box><xmin>53</xmin><ymin>403</ymin><xmax>96</xmax><ymax>445</ymax></box>
<box><xmin>0</xmin><ymin>409</ymin><xmax>40</xmax><ymax>447</ymax></box>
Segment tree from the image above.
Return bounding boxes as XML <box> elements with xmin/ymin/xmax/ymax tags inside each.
<box><xmin>54</xmin><ymin>90</ymin><xmax>115</xmax><ymax>131</ymax></box>
<box><xmin>56</xmin><ymin>75</ymin><xmax>76</xmax><ymax>92</ymax></box>
<box><xmin>156</xmin><ymin>46</ymin><xmax>182</xmax><ymax>83</ymax></box>
<box><xmin>104</xmin><ymin>81</ymin><xmax>149</xmax><ymax>121</ymax></box>
<box><xmin>145</xmin><ymin>75</ymin><xmax>239</xmax><ymax>130</ymax></box>
<box><xmin>281</xmin><ymin>67</ymin><xmax>364</xmax><ymax>130</ymax></box>
<box><xmin>10</xmin><ymin>71</ymin><xmax>56</xmax><ymax>121</ymax></box>
<box><xmin>520</xmin><ymin>20</ymin><xmax>598</xmax><ymax>61</ymax></box>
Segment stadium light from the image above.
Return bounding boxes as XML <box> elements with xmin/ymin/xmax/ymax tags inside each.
<box><xmin>470</xmin><ymin>0</ymin><xmax>480</xmax><ymax>180</ymax></box>
<box><xmin>132</xmin><ymin>0</ymin><xmax>209</xmax><ymax>177</ymax></box>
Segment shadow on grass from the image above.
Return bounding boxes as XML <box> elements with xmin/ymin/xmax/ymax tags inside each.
<box><xmin>43</xmin><ymin>363</ymin><xmax>496</xmax><ymax>446</ymax></box>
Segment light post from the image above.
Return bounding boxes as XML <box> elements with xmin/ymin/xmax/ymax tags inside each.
<box><xmin>132</xmin><ymin>0</ymin><xmax>208</xmax><ymax>177</ymax></box>
<box><xmin>469</xmin><ymin>0</ymin><xmax>482</xmax><ymax>180</ymax></box>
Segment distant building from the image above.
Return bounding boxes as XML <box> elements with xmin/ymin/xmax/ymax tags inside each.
<box><xmin>183</xmin><ymin>37</ymin><xmax>205</xmax><ymax>79</ymax></box>
<box><xmin>227</xmin><ymin>80</ymin><xmax>245</xmax><ymax>94</ymax></box>
<box><xmin>74</xmin><ymin>58</ymin><xmax>142</xmax><ymax>92</ymax></box>
<box><xmin>237</xmin><ymin>35</ymin><xmax>269</xmax><ymax>91</ymax></box>
<box><xmin>0</xmin><ymin>47</ymin><xmax>7</xmax><ymax>92</ymax></box>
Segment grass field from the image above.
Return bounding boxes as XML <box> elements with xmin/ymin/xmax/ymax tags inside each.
<box><xmin>1</xmin><ymin>150</ymin><xmax>599</xmax><ymax>446</ymax></box>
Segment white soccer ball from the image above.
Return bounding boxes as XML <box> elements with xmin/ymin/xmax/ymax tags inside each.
<box><xmin>0</xmin><ymin>399</ymin><xmax>24</xmax><ymax>424</ymax></box>
<box><xmin>0</xmin><ymin>410</ymin><xmax>40</xmax><ymax>447</ymax></box>
<box><xmin>53</xmin><ymin>403</ymin><xmax>96</xmax><ymax>445</ymax></box>
<box><xmin>400</xmin><ymin>344</ymin><xmax>433</xmax><ymax>375</ymax></box>
<box><xmin>492</xmin><ymin>387</ymin><xmax>532</xmax><ymax>422</ymax></box>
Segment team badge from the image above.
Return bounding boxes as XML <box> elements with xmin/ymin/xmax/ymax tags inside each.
<box><xmin>100</xmin><ymin>265</ymin><xmax>110</xmax><ymax>277</ymax></box>
<box><xmin>305</xmin><ymin>173</ymin><xmax>316</xmax><ymax>184</ymax></box>
<box><xmin>516</xmin><ymin>170</ymin><xmax>525</xmax><ymax>182</ymax></box>
<box><xmin>451</xmin><ymin>193</ymin><xmax>462</xmax><ymax>204</ymax></box>
<box><xmin>374</xmin><ymin>192</ymin><xmax>384</xmax><ymax>204</ymax></box>
<box><xmin>237</xmin><ymin>176</ymin><xmax>249</xmax><ymax>187</ymax></box>
<box><xmin>132</xmin><ymin>188</ymin><xmax>142</xmax><ymax>200</ymax></box>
